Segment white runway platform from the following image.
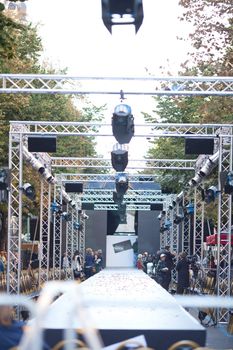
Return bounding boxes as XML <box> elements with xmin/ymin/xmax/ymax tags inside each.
<box><xmin>42</xmin><ymin>269</ymin><xmax>205</xmax><ymax>349</ymax></box>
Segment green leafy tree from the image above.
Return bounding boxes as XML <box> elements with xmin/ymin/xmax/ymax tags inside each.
<box><xmin>144</xmin><ymin>0</ymin><xmax>233</xmax><ymax>195</ymax></box>
<box><xmin>0</xmin><ymin>10</ymin><xmax>105</xmax><ymax>249</ymax></box>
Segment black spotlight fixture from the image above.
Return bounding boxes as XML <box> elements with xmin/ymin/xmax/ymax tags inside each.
<box><xmin>112</xmin><ymin>104</ymin><xmax>134</xmax><ymax>144</ymax></box>
<box><xmin>224</xmin><ymin>171</ymin><xmax>233</xmax><ymax>194</ymax></box>
<box><xmin>61</xmin><ymin>212</ymin><xmax>72</xmax><ymax>222</ymax></box>
<box><xmin>113</xmin><ymin>191</ymin><xmax>124</xmax><ymax>204</ymax></box>
<box><xmin>118</xmin><ymin>203</ymin><xmax>127</xmax><ymax>224</ymax></box>
<box><xmin>174</xmin><ymin>214</ymin><xmax>184</xmax><ymax>225</ymax></box>
<box><xmin>115</xmin><ymin>173</ymin><xmax>129</xmax><ymax>196</ymax></box>
<box><xmin>205</xmin><ymin>186</ymin><xmax>218</xmax><ymax>203</ymax></box>
<box><xmin>111</xmin><ymin>149</ymin><xmax>128</xmax><ymax>172</ymax></box>
<box><xmin>101</xmin><ymin>0</ymin><xmax>144</xmax><ymax>34</ymax></box>
<box><xmin>22</xmin><ymin>183</ymin><xmax>36</xmax><ymax>201</ymax></box>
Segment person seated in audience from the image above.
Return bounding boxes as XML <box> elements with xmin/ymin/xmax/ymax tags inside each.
<box><xmin>0</xmin><ymin>305</ymin><xmax>24</xmax><ymax>350</ymax></box>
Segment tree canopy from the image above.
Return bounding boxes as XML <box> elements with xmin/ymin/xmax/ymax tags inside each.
<box><xmin>0</xmin><ymin>8</ymin><xmax>105</xmax><ymax>248</ymax></box>
<box><xmin>144</xmin><ymin>0</ymin><xmax>233</xmax><ymax>197</ymax></box>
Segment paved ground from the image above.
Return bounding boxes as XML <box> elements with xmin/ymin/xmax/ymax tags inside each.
<box><xmin>206</xmin><ymin>324</ymin><xmax>233</xmax><ymax>349</ymax></box>
<box><xmin>189</xmin><ymin>309</ymin><xmax>233</xmax><ymax>349</ymax></box>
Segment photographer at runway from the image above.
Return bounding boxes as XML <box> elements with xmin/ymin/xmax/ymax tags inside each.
<box><xmin>176</xmin><ymin>252</ymin><xmax>190</xmax><ymax>294</ymax></box>
<box><xmin>156</xmin><ymin>253</ymin><xmax>171</xmax><ymax>290</ymax></box>
<box><xmin>161</xmin><ymin>245</ymin><xmax>176</xmax><ymax>290</ymax></box>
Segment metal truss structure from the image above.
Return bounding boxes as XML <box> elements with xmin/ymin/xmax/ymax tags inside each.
<box><xmin>81</xmin><ymin>189</ymin><xmax>165</xmax><ymax>204</ymax></box>
<box><xmin>1</xmin><ymin>74</ymin><xmax>233</xmax><ymax>96</ymax></box>
<box><xmin>56</xmin><ymin>173</ymin><xmax>161</xmax><ymax>183</ymax></box>
<box><xmin>9</xmin><ymin>120</ymin><xmax>233</xmax><ymax>138</ymax></box>
<box><xmin>52</xmin><ymin>183</ymin><xmax>63</xmax><ymax>280</ymax></box>
<box><xmin>51</xmin><ymin>157</ymin><xmax>196</xmax><ymax>171</ymax></box>
<box><xmin>182</xmin><ymin>195</ymin><xmax>192</xmax><ymax>255</ymax></box>
<box><xmin>4</xmin><ymin>75</ymin><xmax>233</xmax><ymax>324</ymax></box>
<box><xmin>38</xmin><ymin>180</ymin><xmax>52</xmax><ymax>288</ymax></box>
<box><xmin>193</xmin><ymin>188</ymin><xmax>205</xmax><ymax>260</ymax></box>
<box><xmin>90</xmin><ymin>204</ymin><xmax>153</xmax><ymax>211</ymax></box>
<box><xmin>217</xmin><ymin>135</ymin><xmax>232</xmax><ymax>322</ymax></box>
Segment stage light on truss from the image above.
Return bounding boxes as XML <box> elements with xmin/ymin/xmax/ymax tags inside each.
<box><xmin>205</xmin><ymin>186</ymin><xmax>218</xmax><ymax>203</ymax></box>
<box><xmin>113</xmin><ymin>191</ymin><xmax>124</xmax><ymax>204</ymax></box>
<box><xmin>101</xmin><ymin>0</ymin><xmax>144</xmax><ymax>34</ymax></box>
<box><xmin>224</xmin><ymin>171</ymin><xmax>233</xmax><ymax>194</ymax></box>
<box><xmin>111</xmin><ymin>149</ymin><xmax>128</xmax><ymax>172</ymax></box>
<box><xmin>188</xmin><ymin>173</ymin><xmax>202</xmax><ymax>187</ymax></box>
<box><xmin>112</xmin><ymin>104</ymin><xmax>134</xmax><ymax>144</ymax></box>
<box><xmin>174</xmin><ymin>214</ymin><xmax>184</xmax><ymax>225</ymax></box>
<box><xmin>115</xmin><ymin>173</ymin><xmax>129</xmax><ymax>196</ymax></box>
<box><xmin>22</xmin><ymin>183</ymin><xmax>36</xmax><ymax>201</ymax></box>
<box><xmin>185</xmin><ymin>202</ymin><xmax>194</xmax><ymax>215</ymax></box>
<box><xmin>160</xmin><ymin>224</ymin><xmax>169</xmax><ymax>233</ymax></box>
<box><xmin>73</xmin><ymin>221</ymin><xmax>80</xmax><ymax>230</ymax></box>
<box><xmin>50</xmin><ymin>201</ymin><xmax>62</xmax><ymax>214</ymax></box>
<box><xmin>61</xmin><ymin>212</ymin><xmax>72</xmax><ymax>222</ymax></box>
<box><xmin>164</xmin><ymin>220</ymin><xmax>172</xmax><ymax>230</ymax></box>
<box><xmin>176</xmin><ymin>191</ymin><xmax>184</xmax><ymax>203</ymax></box>
<box><xmin>157</xmin><ymin>210</ymin><xmax>166</xmax><ymax>220</ymax></box>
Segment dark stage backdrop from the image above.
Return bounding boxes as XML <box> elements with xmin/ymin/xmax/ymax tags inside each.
<box><xmin>85</xmin><ymin>210</ymin><xmax>107</xmax><ymax>266</ymax></box>
<box><xmin>137</xmin><ymin>211</ymin><xmax>161</xmax><ymax>254</ymax></box>
<box><xmin>84</xmin><ymin>211</ymin><xmax>161</xmax><ymax>263</ymax></box>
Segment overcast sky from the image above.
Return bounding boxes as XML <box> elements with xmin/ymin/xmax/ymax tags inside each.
<box><xmin>26</xmin><ymin>0</ymin><xmax>192</xmax><ymax>160</ymax></box>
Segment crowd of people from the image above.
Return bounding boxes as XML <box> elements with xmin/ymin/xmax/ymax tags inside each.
<box><xmin>135</xmin><ymin>245</ymin><xmax>217</xmax><ymax>294</ymax></box>
<box><xmin>62</xmin><ymin>247</ymin><xmax>104</xmax><ymax>281</ymax></box>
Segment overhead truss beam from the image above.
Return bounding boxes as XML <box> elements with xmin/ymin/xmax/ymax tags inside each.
<box><xmin>56</xmin><ymin>173</ymin><xmax>161</xmax><ymax>183</ymax></box>
<box><xmin>93</xmin><ymin>204</ymin><xmax>156</xmax><ymax>211</ymax></box>
<box><xmin>1</xmin><ymin>74</ymin><xmax>233</xmax><ymax>96</ymax></box>
<box><xmin>10</xmin><ymin>121</ymin><xmax>233</xmax><ymax>138</ymax></box>
<box><xmin>81</xmin><ymin>191</ymin><xmax>166</xmax><ymax>204</ymax></box>
<box><xmin>51</xmin><ymin>157</ymin><xmax>196</xmax><ymax>170</ymax></box>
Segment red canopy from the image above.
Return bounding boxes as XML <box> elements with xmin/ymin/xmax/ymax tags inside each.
<box><xmin>206</xmin><ymin>233</ymin><xmax>233</xmax><ymax>246</ymax></box>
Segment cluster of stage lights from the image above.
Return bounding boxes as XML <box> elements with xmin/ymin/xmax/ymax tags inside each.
<box><xmin>158</xmin><ymin>196</ymin><xmax>195</xmax><ymax>233</ymax></box>
<box><xmin>50</xmin><ymin>202</ymin><xmax>88</xmax><ymax>229</ymax></box>
<box><xmin>111</xmin><ymin>103</ymin><xmax>135</xmax><ymax>223</ymax></box>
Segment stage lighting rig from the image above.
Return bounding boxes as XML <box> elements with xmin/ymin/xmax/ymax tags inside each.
<box><xmin>176</xmin><ymin>191</ymin><xmax>184</xmax><ymax>204</ymax></box>
<box><xmin>112</xmin><ymin>104</ymin><xmax>134</xmax><ymax>144</ymax></box>
<box><xmin>185</xmin><ymin>202</ymin><xmax>194</xmax><ymax>215</ymax></box>
<box><xmin>205</xmin><ymin>186</ymin><xmax>219</xmax><ymax>203</ymax></box>
<box><xmin>224</xmin><ymin>171</ymin><xmax>233</xmax><ymax>194</ymax></box>
<box><xmin>188</xmin><ymin>173</ymin><xmax>203</xmax><ymax>187</ymax></box>
<box><xmin>118</xmin><ymin>203</ymin><xmax>127</xmax><ymax>224</ymax></box>
<box><xmin>61</xmin><ymin>212</ymin><xmax>72</xmax><ymax>222</ymax></box>
<box><xmin>115</xmin><ymin>173</ymin><xmax>129</xmax><ymax>196</ymax></box>
<box><xmin>101</xmin><ymin>0</ymin><xmax>144</xmax><ymax>34</ymax></box>
<box><xmin>22</xmin><ymin>183</ymin><xmax>36</xmax><ymax>201</ymax></box>
<box><xmin>113</xmin><ymin>191</ymin><xmax>124</xmax><ymax>204</ymax></box>
<box><xmin>157</xmin><ymin>210</ymin><xmax>166</xmax><ymax>220</ymax></box>
<box><xmin>164</xmin><ymin>220</ymin><xmax>172</xmax><ymax>230</ymax></box>
<box><xmin>73</xmin><ymin>222</ymin><xmax>80</xmax><ymax>230</ymax></box>
<box><xmin>50</xmin><ymin>201</ymin><xmax>62</xmax><ymax>214</ymax></box>
<box><xmin>111</xmin><ymin>149</ymin><xmax>128</xmax><ymax>172</ymax></box>
<box><xmin>174</xmin><ymin>214</ymin><xmax>184</xmax><ymax>225</ymax></box>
